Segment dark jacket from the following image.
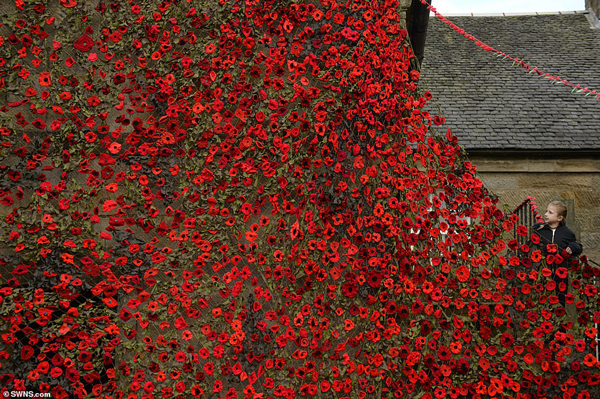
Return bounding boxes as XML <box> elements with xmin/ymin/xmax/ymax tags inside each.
<box><xmin>531</xmin><ymin>223</ymin><xmax>582</xmax><ymax>257</ymax></box>
<box><xmin>531</xmin><ymin>223</ymin><xmax>582</xmax><ymax>307</ymax></box>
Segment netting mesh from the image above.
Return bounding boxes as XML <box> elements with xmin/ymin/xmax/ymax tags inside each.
<box><xmin>0</xmin><ymin>1</ymin><xmax>599</xmax><ymax>398</ymax></box>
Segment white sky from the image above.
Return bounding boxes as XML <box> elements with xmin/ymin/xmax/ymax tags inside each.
<box><xmin>434</xmin><ymin>0</ymin><xmax>584</xmax><ymax>14</ymax></box>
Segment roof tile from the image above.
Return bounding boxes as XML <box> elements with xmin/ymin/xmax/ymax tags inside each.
<box><xmin>420</xmin><ymin>13</ymin><xmax>600</xmax><ymax>151</ymax></box>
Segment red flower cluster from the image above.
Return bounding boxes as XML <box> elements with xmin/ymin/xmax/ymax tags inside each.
<box><xmin>0</xmin><ymin>1</ymin><xmax>598</xmax><ymax>399</ymax></box>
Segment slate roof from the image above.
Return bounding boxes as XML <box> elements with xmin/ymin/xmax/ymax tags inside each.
<box><xmin>420</xmin><ymin>11</ymin><xmax>600</xmax><ymax>152</ymax></box>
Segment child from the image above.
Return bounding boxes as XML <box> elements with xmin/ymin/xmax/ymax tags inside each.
<box><xmin>531</xmin><ymin>200</ymin><xmax>582</xmax><ymax>306</ymax></box>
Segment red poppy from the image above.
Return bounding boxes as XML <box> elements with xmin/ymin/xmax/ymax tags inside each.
<box><xmin>341</xmin><ymin>281</ymin><xmax>358</xmax><ymax>298</ymax></box>
<box><xmin>38</xmin><ymin>72</ymin><xmax>51</xmax><ymax>86</ymax></box>
<box><xmin>21</xmin><ymin>345</ymin><xmax>35</xmax><ymax>361</ymax></box>
<box><xmin>60</xmin><ymin>0</ymin><xmax>77</xmax><ymax>7</ymax></box>
<box><xmin>73</xmin><ymin>34</ymin><xmax>94</xmax><ymax>51</ymax></box>
<box><xmin>456</xmin><ymin>265</ymin><xmax>470</xmax><ymax>282</ymax></box>
<box><xmin>366</xmin><ymin>271</ymin><xmax>383</xmax><ymax>288</ymax></box>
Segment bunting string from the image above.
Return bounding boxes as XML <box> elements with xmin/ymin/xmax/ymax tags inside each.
<box><xmin>419</xmin><ymin>0</ymin><xmax>600</xmax><ymax>99</ymax></box>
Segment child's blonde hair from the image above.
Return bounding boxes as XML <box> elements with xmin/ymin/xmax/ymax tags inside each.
<box><xmin>549</xmin><ymin>200</ymin><xmax>568</xmax><ymax>225</ymax></box>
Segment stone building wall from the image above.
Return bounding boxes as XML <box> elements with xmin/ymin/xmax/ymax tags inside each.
<box><xmin>471</xmin><ymin>156</ymin><xmax>600</xmax><ymax>263</ymax></box>
<box><xmin>587</xmin><ymin>0</ymin><xmax>600</xmax><ymax>16</ymax></box>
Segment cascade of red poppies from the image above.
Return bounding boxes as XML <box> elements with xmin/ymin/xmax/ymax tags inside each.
<box><xmin>0</xmin><ymin>1</ymin><xmax>599</xmax><ymax>399</ymax></box>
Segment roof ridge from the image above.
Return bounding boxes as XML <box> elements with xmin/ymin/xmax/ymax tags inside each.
<box><xmin>585</xmin><ymin>7</ymin><xmax>600</xmax><ymax>29</ymax></box>
<box><xmin>438</xmin><ymin>10</ymin><xmax>586</xmax><ymax>17</ymax></box>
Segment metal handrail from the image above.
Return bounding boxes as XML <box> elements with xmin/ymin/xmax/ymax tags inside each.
<box><xmin>513</xmin><ymin>197</ymin><xmax>600</xmax><ymax>359</ymax></box>
<box><xmin>512</xmin><ymin>196</ymin><xmax>543</xmax><ymax>245</ymax></box>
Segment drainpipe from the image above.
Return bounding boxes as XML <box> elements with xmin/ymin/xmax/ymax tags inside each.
<box><xmin>407</xmin><ymin>0</ymin><xmax>432</xmax><ymax>68</ymax></box>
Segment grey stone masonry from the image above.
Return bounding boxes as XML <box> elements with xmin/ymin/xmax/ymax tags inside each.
<box><xmin>587</xmin><ymin>0</ymin><xmax>600</xmax><ymax>21</ymax></box>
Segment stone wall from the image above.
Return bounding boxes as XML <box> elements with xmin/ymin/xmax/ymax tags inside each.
<box><xmin>471</xmin><ymin>155</ymin><xmax>600</xmax><ymax>263</ymax></box>
<box><xmin>587</xmin><ymin>0</ymin><xmax>600</xmax><ymax>16</ymax></box>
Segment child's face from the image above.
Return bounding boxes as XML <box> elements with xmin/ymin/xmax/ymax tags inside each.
<box><xmin>544</xmin><ymin>205</ymin><xmax>563</xmax><ymax>228</ymax></box>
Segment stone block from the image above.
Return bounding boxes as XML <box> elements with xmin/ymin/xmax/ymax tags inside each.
<box><xmin>576</xmin><ymin>210</ymin><xmax>595</xmax><ymax>230</ymax></box>
<box><xmin>471</xmin><ymin>158</ymin><xmax>600</xmax><ymax>173</ymax></box>
<box><xmin>581</xmin><ymin>232</ymin><xmax>600</xmax><ymax>258</ymax></box>
<box><xmin>400</xmin><ymin>0</ymin><xmax>411</xmax><ymax>9</ymax></box>
<box><xmin>574</xmin><ymin>189</ymin><xmax>600</xmax><ymax>207</ymax></box>
<box><xmin>478</xmin><ymin>173</ymin><xmax>518</xmax><ymax>190</ymax></box>
<box><xmin>519</xmin><ymin>174</ymin><xmax>593</xmax><ymax>190</ymax></box>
